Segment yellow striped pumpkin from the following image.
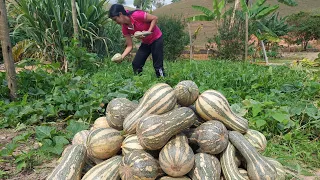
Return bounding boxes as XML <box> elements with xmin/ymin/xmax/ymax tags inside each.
<box><xmin>229</xmin><ymin>131</ymin><xmax>277</xmax><ymax>180</ymax></box>
<box><xmin>106</xmin><ymin>98</ymin><xmax>138</xmax><ymax>130</ymax></box>
<box><xmin>82</xmin><ymin>155</ymin><xmax>122</xmax><ymax>180</ymax></box>
<box><xmin>119</xmin><ymin>150</ymin><xmax>161</xmax><ymax>180</ymax></box>
<box><xmin>121</xmin><ymin>135</ymin><xmax>144</xmax><ymax>156</ymax></box>
<box><xmin>47</xmin><ymin>144</ymin><xmax>86</xmax><ymax>180</ymax></box>
<box><xmin>123</xmin><ymin>83</ymin><xmax>177</xmax><ymax>134</ymax></box>
<box><xmin>159</xmin><ymin>133</ymin><xmax>194</xmax><ymax>177</ymax></box>
<box><xmin>86</xmin><ymin>128</ymin><xmax>123</xmax><ymax>160</ymax></box>
<box><xmin>220</xmin><ymin>142</ymin><xmax>248</xmax><ymax>180</ymax></box>
<box><xmin>137</xmin><ymin>107</ymin><xmax>196</xmax><ymax>150</ymax></box>
<box><xmin>244</xmin><ymin>129</ymin><xmax>267</xmax><ymax>153</ymax></box>
<box><xmin>195</xmin><ymin>90</ymin><xmax>248</xmax><ymax>133</ymax></box>
<box><xmin>174</xmin><ymin>80</ymin><xmax>199</xmax><ymax>107</ymax></box>
<box><xmin>188</xmin><ymin>153</ymin><xmax>221</xmax><ymax>180</ymax></box>
<box><xmin>91</xmin><ymin>117</ymin><xmax>111</xmax><ymax>130</ymax></box>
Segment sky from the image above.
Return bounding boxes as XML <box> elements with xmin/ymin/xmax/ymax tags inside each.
<box><xmin>108</xmin><ymin>0</ymin><xmax>173</xmax><ymax>8</ymax></box>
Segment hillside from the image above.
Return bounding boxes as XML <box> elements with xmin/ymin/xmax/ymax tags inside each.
<box><xmin>153</xmin><ymin>0</ymin><xmax>320</xmax><ymax>46</ymax></box>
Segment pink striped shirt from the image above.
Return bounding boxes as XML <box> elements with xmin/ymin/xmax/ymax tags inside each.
<box><xmin>122</xmin><ymin>10</ymin><xmax>162</xmax><ymax>44</ymax></box>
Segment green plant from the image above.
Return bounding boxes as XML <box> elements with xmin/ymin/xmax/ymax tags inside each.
<box><xmin>64</xmin><ymin>39</ymin><xmax>102</xmax><ymax>73</ymax></box>
<box><xmin>157</xmin><ymin>15</ymin><xmax>188</xmax><ymax>61</ymax></box>
<box><xmin>12</xmin><ymin>0</ymin><xmax>112</xmax><ymax>61</ymax></box>
<box><xmin>214</xmin><ymin>10</ymin><xmax>246</xmax><ymax>60</ymax></box>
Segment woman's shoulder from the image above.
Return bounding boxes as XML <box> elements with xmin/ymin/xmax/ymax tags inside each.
<box><xmin>130</xmin><ymin>10</ymin><xmax>147</xmax><ymax>20</ymax></box>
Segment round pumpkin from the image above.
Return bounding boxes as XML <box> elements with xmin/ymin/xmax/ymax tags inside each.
<box><xmin>91</xmin><ymin>117</ymin><xmax>111</xmax><ymax>130</ymax></box>
<box><xmin>174</xmin><ymin>80</ymin><xmax>199</xmax><ymax>107</ymax></box>
<box><xmin>86</xmin><ymin>128</ymin><xmax>123</xmax><ymax>160</ymax></box>
<box><xmin>72</xmin><ymin>130</ymin><xmax>90</xmax><ymax>145</ymax></box>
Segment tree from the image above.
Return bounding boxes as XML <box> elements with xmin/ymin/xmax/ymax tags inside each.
<box><xmin>153</xmin><ymin>0</ymin><xmax>165</xmax><ymax>9</ymax></box>
<box><xmin>71</xmin><ymin>0</ymin><xmax>79</xmax><ymax>39</ymax></box>
<box><xmin>0</xmin><ymin>0</ymin><xmax>17</xmax><ymax>100</ymax></box>
<box><xmin>287</xmin><ymin>12</ymin><xmax>320</xmax><ymax>51</ymax></box>
<box><xmin>117</xmin><ymin>0</ymin><xmax>126</xmax><ymax>5</ymax></box>
<box><xmin>134</xmin><ymin>0</ymin><xmax>152</xmax><ymax>10</ymax></box>
<box><xmin>188</xmin><ymin>0</ymin><xmax>226</xmax><ymax>24</ymax></box>
<box><xmin>171</xmin><ymin>0</ymin><xmax>180</xmax><ymax>3</ymax></box>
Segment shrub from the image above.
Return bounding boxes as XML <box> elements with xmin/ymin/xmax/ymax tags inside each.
<box><xmin>214</xmin><ymin>11</ymin><xmax>246</xmax><ymax>60</ymax></box>
<box><xmin>157</xmin><ymin>15</ymin><xmax>188</xmax><ymax>61</ymax></box>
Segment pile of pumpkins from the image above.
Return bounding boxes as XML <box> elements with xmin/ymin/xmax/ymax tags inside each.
<box><xmin>46</xmin><ymin>80</ymin><xmax>286</xmax><ymax>180</ymax></box>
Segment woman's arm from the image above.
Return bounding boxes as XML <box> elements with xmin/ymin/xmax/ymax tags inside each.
<box><xmin>145</xmin><ymin>13</ymin><xmax>158</xmax><ymax>32</ymax></box>
<box><xmin>121</xmin><ymin>36</ymin><xmax>133</xmax><ymax>59</ymax></box>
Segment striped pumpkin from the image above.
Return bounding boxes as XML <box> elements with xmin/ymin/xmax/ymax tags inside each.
<box><xmin>159</xmin><ymin>134</ymin><xmax>194</xmax><ymax>177</ymax></box>
<box><xmin>82</xmin><ymin>155</ymin><xmax>122</xmax><ymax>180</ymax></box>
<box><xmin>86</xmin><ymin>128</ymin><xmax>124</xmax><ymax>160</ymax></box>
<box><xmin>158</xmin><ymin>176</ymin><xmax>191</xmax><ymax>180</ymax></box>
<box><xmin>229</xmin><ymin>131</ymin><xmax>277</xmax><ymax>180</ymax></box>
<box><xmin>47</xmin><ymin>144</ymin><xmax>86</xmax><ymax>180</ymax></box>
<box><xmin>195</xmin><ymin>90</ymin><xmax>248</xmax><ymax>133</ymax></box>
<box><xmin>91</xmin><ymin>117</ymin><xmax>111</xmax><ymax>130</ymax></box>
<box><xmin>137</xmin><ymin>107</ymin><xmax>196</xmax><ymax>150</ymax></box>
<box><xmin>238</xmin><ymin>169</ymin><xmax>250</xmax><ymax>179</ymax></box>
<box><xmin>220</xmin><ymin>142</ymin><xmax>248</xmax><ymax>180</ymax></box>
<box><xmin>106</xmin><ymin>98</ymin><xmax>138</xmax><ymax>130</ymax></box>
<box><xmin>72</xmin><ymin>130</ymin><xmax>90</xmax><ymax>145</ymax></box>
<box><xmin>265</xmin><ymin>157</ymin><xmax>286</xmax><ymax>180</ymax></box>
<box><xmin>194</xmin><ymin>120</ymin><xmax>229</xmax><ymax>155</ymax></box>
<box><xmin>244</xmin><ymin>129</ymin><xmax>267</xmax><ymax>152</ymax></box>
<box><xmin>189</xmin><ymin>105</ymin><xmax>206</xmax><ymax>127</ymax></box>
<box><xmin>123</xmin><ymin>83</ymin><xmax>177</xmax><ymax>134</ymax></box>
<box><xmin>121</xmin><ymin>135</ymin><xmax>144</xmax><ymax>155</ymax></box>
<box><xmin>188</xmin><ymin>153</ymin><xmax>221</xmax><ymax>180</ymax></box>
<box><xmin>174</xmin><ymin>80</ymin><xmax>199</xmax><ymax>107</ymax></box>
<box><xmin>119</xmin><ymin>150</ymin><xmax>160</xmax><ymax>180</ymax></box>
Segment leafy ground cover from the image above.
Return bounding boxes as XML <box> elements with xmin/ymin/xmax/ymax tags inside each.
<box><xmin>0</xmin><ymin>58</ymin><xmax>319</xmax><ymax>179</ymax></box>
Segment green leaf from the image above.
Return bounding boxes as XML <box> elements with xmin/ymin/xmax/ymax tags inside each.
<box><xmin>272</xmin><ymin>112</ymin><xmax>290</xmax><ymax>123</ymax></box>
<box><xmin>283</xmin><ymin>133</ymin><xmax>292</xmax><ymax>141</ymax></box>
<box><xmin>277</xmin><ymin>0</ymin><xmax>297</xmax><ymax>6</ymax></box>
<box><xmin>53</xmin><ymin>136</ymin><xmax>69</xmax><ymax>147</ymax></box>
<box><xmin>255</xmin><ymin>5</ymin><xmax>279</xmax><ymax>19</ymax></box>
<box><xmin>256</xmin><ymin>119</ymin><xmax>267</xmax><ymax>128</ymax></box>
<box><xmin>252</xmin><ymin>104</ymin><xmax>262</xmax><ymax>117</ymax></box>
<box><xmin>66</xmin><ymin>120</ymin><xmax>89</xmax><ymax>139</ymax></box>
<box><xmin>231</xmin><ymin>103</ymin><xmax>247</xmax><ymax>117</ymax></box>
<box><xmin>12</xmin><ymin>132</ymin><xmax>32</xmax><ymax>143</ymax></box>
<box><xmin>35</xmin><ymin>126</ymin><xmax>56</xmax><ymax>141</ymax></box>
<box><xmin>0</xmin><ymin>143</ymin><xmax>18</xmax><ymax>156</ymax></box>
<box><xmin>191</xmin><ymin>5</ymin><xmax>214</xmax><ymax>17</ymax></box>
<box><xmin>240</xmin><ymin>0</ymin><xmax>249</xmax><ymax>13</ymax></box>
<box><xmin>187</xmin><ymin>14</ymin><xmax>214</xmax><ymax>22</ymax></box>
<box><xmin>16</xmin><ymin>161</ymin><xmax>26</xmax><ymax>172</ymax></box>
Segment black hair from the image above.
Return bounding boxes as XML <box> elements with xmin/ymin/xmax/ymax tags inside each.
<box><xmin>109</xmin><ymin>4</ymin><xmax>142</xmax><ymax>18</ymax></box>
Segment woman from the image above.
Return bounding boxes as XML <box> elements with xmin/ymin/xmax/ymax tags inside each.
<box><xmin>109</xmin><ymin>4</ymin><xmax>165</xmax><ymax>77</ymax></box>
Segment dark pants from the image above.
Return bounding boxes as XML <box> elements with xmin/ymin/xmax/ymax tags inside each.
<box><xmin>132</xmin><ymin>36</ymin><xmax>165</xmax><ymax>77</ymax></box>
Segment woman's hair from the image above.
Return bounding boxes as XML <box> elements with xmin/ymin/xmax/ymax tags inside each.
<box><xmin>109</xmin><ymin>4</ymin><xmax>142</xmax><ymax>18</ymax></box>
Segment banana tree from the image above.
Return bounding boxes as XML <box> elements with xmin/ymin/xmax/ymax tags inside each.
<box><xmin>240</xmin><ymin>0</ymin><xmax>296</xmax><ymax>40</ymax></box>
<box><xmin>188</xmin><ymin>0</ymin><xmax>225</xmax><ymax>26</ymax></box>
<box><xmin>240</xmin><ymin>0</ymin><xmax>296</xmax><ymax>62</ymax></box>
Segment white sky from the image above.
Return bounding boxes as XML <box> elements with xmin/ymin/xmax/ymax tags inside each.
<box><xmin>108</xmin><ymin>0</ymin><xmax>173</xmax><ymax>8</ymax></box>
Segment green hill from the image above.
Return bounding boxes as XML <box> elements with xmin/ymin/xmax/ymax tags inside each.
<box><xmin>153</xmin><ymin>0</ymin><xmax>320</xmax><ymax>46</ymax></box>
